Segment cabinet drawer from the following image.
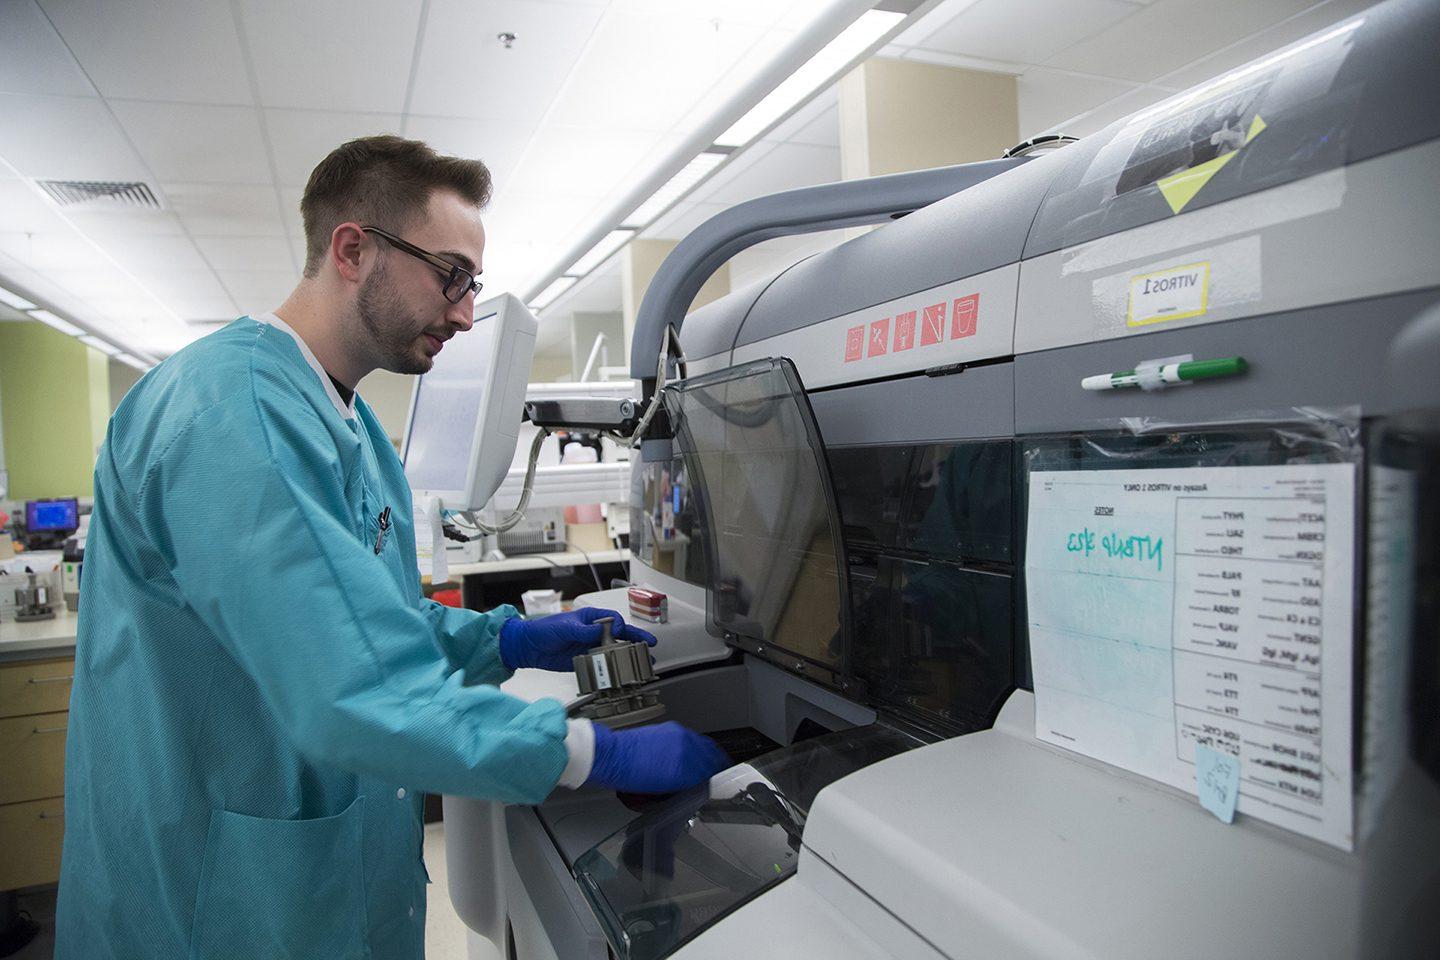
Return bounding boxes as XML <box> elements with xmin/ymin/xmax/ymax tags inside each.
<box><xmin>0</xmin><ymin>657</ymin><xmax>75</xmax><ymax>718</ymax></box>
<box><xmin>0</xmin><ymin>712</ymin><xmax>67</xmax><ymax>805</ymax></box>
<box><xmin>0</xmin><ymin>796</ymin><xmax>65</xmax><ymax>891</ymax></box>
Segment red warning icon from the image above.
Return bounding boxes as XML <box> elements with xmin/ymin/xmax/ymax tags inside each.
<box><xmin>844</xmin><ymin>324</ymin><xmax>865</xmax><ymax>362</ymax></box>
<box><xmin>893</xmin><ymin>311</ymin><xmax>915</xmax><ymax>351</ymax></box>
<box><xmin>920</xmin><ymin>302</ymin><xmax>946</xmax><ymax>346</ymax></box>
<box><xmin>952</xmin><ymin>294</ymin><xmax>979</xmax><ymax>339</ymax></box>
<box><xmin>868</xmin><ymin>317</ymin><xmax>890</xmax><ymax>357</ymax></box>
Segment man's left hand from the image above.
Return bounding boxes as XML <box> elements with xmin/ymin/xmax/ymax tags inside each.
<box><xmin>499</xmin><ymin>607</ymin><xmax>657</xmax><ymax>672</ymax></box>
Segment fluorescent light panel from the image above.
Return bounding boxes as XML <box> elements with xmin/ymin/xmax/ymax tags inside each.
<box><xmin>570</xmin><ymin>229</ymin><xmax>636</xmax><ymax>276</ymax></box>
<box><xmin>529</xmin><ymin>276</ymin><xmax>579</xmax><ymax>311</ymax></box>
<box><xmin>0</xmin><ymin>286</ymin><xmax>37</xmax><ymax>311</ymax></box>
<box><xmin>79</xmin><ymin>335</ymin><xmax>122</xmax><ymax>356</ymax></box>
<box><xmin>28</xmin><ymin>309</ymin><xmax>85</xmax><ymax>337</ymax></box>
<box><xmin>715</xmin><ymin>10</ymin><xmax>903</xmax><ymax>148</ymax></box>
<box><xmin>114</xmin><ymin>353</ymin><xmax>152</xmax><ymax>371</ymax></box>
<box><xmin>628</xmin><ymin>151</ymin><xmax>728</xmax><ymax>226</ymax></box>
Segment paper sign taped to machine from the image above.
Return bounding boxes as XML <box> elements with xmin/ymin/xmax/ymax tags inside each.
<box><xmin>1127</xmin><ymin>261</ymin><xmax>1209</xmax><ymax>327</ymax></box>
<box><xmin>1024</xmin><ymin>463</ymin><xmax>1356</xmax><ymax>850</ymax></box>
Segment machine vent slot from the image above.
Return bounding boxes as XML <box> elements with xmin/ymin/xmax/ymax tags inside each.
<box><xmin>36</xmin><ymin>179</ymin><xmax>162</xmax><ymax>210</ymax></box>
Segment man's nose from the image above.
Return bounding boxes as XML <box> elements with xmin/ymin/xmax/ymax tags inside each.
<box><xmin>445</xmin><ymin>296</ymin><xmax>474</xmax><ymax>332</ymax></box>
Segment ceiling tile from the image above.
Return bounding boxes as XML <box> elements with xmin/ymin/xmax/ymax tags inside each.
<box><xmin>194</xmin><ymin>236</ymin><xmax>296</xmax><ymax>273</ymax></box>
<box><xmin>237</xmin><ymin>0</ymin><xmax>422</xmax><ymax>113</ymax></box>
<box><xmin>641</xmin><ymin>199</ymin><xmax>728</xmax><ymax>240</ymax></box>
<box><xmin>898</xmin><ymin>47</ymin><xmax>1025</xmax><ymax>75</ymax></box>
<box><xmin>110</xmin><ymin>100</ymin><xmax>271</xmax><ymax>184</ymax></box>
<box><xmin>165</xmin><ymin>295</ymin><xmax>242</xmax><ymax>323</ymax></box>
<box><xmin>500</xmin><ymin>126</ymin><xmax>669</xmax><ymax>199</ymax></box>
<box><xmin>0</xmin><ymin>230</ymin><xmax>103</xmax><ymax>270</ymax></box>
<box><xmin>686</xmin><ymin>140</ymin><xmax>775</xmax><ymax>203</ymax></box>
<box><xmin>105</xmin><ymin>235</ymin><xmax>211</xmax><ymax>273</ymax></box>
<box><xmin>546</xmin><ymin>11</ymin><xmax>767</xmax><ymax>132</ymax></box>
<box><xmin>280</xmin><ymin>189</ymin><xmax>306</xmax><ymax>237</ymax></box>
<box><xmin>916</xmin><ymin>0</ymin><xmax>1142</xmax><ymax>65</ymax></box>
<box><xmin>1017</xmin><ymin>68</ymin><xmax>1139</xmax><ymax>138</ymax></box>
<box><xmin>65</xmin><ymin>208</ymin><xmax>187</xmax><ymax>238</ymax></box>
<box><xmin>1153</xmin><ymin>0</ymin><xmax>1379</xmax><ymax>91</ymax></box>
<box><xmin>1043</xmin><ymin>0</ymin><xmax>1313</xmax><ymax>83</ymax></box>
<box><xmin>761</xmin><ymin>85</ymin><xmax>839</xmax><ymax>146</ymax></box>
<box><xmin>701</xmin><ymin>142</ymin><xmax>839</xmax><ymax>206</ymax></box>
<box><xmin>164</xmin><ymin>183</ymin><xmax>288</xmax><ymax>238</ymax></box>
<box><xmin>401</xmin><ymin>116</ymin><xmax>537</xmax><ymax>193</ymax></box>
<box><xmin>38</xmin><ymin>0</ymin><xmax>251</xmax><ymax>105</ymax></box>
<box><xmin>140</xmin><ymin>267</ymin><xmax>231</xmax><ymax>304</ymax></box>
<box><xmin>0</xmin><ymin>93</ymin><xmax>148</xmax><ymax>181</ymax></box>
<box><xmin>264</xmin><ymin>109</ymin><xmax>403</xmax><ymax>186</ymax></box>
<box><xmin>0</xmin><ymin>1</ymin><xmax>95</xmax><ymax>96</ymax></box>
<box><xmin>219</xmin><ymin>270</ymin><xmax>296</xmax><ymax>313</ymax></box>
<box><xmin>408</xmin><ymin>0</ymin><xmax>606</xmax><ymax>122</ymax></box>
<box><xmin>891</xmin><ymin>0</ymin><xmax>986</xmax><ymax>48</ymax></box>
<box><xmin>0</xmin><ymin>179</ymin><xmax>74</xmax><ymax>234</ymax></box>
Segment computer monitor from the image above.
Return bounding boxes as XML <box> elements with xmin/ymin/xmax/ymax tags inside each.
<box><xmin>27</xmin><ymin>498</ymin><xmax>78</xmax><ymax>533</ymax></box>
<box><xmin>402</xmin><ymin>292</ymin><xmax>538</xmax><ymax>511</ymax></box>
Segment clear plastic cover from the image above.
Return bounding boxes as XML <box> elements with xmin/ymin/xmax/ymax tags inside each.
<box><xmin>571</xmin><ymin>724</ymin><xmax>921</xmax><ymax>960</ymax></box>
<box><xmin>663</xmin><ymin>358</ymin><xmax>850</xmax><ymax>673</ymax></box>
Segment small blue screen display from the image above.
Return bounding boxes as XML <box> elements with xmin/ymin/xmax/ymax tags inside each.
<box><xmin>27</xmin><ymin>499</ymin><xmax>78</xmax><ymax>532</ymax></box>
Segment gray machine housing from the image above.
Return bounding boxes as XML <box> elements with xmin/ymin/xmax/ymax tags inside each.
<box><xmin>450</xmin><ymin>2</ymin><xmax>1440</xmax><ymax>957</ymax></box>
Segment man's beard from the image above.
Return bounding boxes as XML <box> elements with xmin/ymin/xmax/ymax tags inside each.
<box><xmin>356</xmin><ymin>260</ymin><xmax>433</xmax><ymax>375</ymax></box>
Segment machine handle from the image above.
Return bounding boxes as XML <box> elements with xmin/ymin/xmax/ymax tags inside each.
<box><xmin>32</xmin><ymin>725</ymin><xmax>68</xmax><ymax>735</ymax></box>
<box><xmin>28</xmin><ymin>674</ymin><xmax>74</xmax><ymax>684</ymax></box>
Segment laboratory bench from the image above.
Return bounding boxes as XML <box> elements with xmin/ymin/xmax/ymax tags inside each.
<box><xmin>433</xmin><ymin>547</ymin><xmax>631</xmax><ymax>611</ymax></box>
<box><xmin>0</xmin><ymin>610</ymin><xmax>75</xmax><ymax>894</ymax></box>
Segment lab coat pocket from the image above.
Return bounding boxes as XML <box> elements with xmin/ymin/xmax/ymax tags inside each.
<box><xmin>189</xmin><ymin>795</ymin><xmax>372</xmax><ymax>960</ymax></box>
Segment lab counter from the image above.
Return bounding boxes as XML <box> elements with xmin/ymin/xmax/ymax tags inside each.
<box><xmin>0</xmin><ymin>607</ymin><xmax>79</xmax><ymax>663</ymax></box>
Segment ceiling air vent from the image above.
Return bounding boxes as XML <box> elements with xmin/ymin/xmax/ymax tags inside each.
<box><xmin>35</xmin><ymin>179</ymin><xmax>162</xmax><ymax>210</ymax></box>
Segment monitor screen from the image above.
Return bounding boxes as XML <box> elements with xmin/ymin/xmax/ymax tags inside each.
<box><xmin>403</xmin><ymin>311</ymin><xmax>498</xmax><ymax>495</ymax></box>
<box><xmin>28</xmin><ymin>498</ymin><xmax>78</xmax><ymax>532</ymax></box>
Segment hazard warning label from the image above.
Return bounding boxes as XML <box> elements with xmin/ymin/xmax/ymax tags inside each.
<box><xmin>844</xmin><ymin>324</ymin><xmax>865</xmax><ymax>362</ymax></box>
<box><xmin>952</xmin><ymin>294</ymin><xmax>979</xmax><ymax>339</ymax></box>
<box><xmin>920</xmin><ymin>302</ymin><xmax>946</xmax><ymax>346</ymax></box>
<box><xmin>868</xmin><ymin>317</ymin><xmax>890</xmax><ymax>357</ymax></box>
<box><xmin>894</xmin><ymin>311</ymin><xmax>916</xmax><ymax>351</ymax></box>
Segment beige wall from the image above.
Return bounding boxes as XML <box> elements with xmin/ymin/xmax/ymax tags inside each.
<box><xmin>621</xmin><ymin>238</ymin><xmax>730</xmax><ymax>364</ymax></box>
<box><xmin>840</xmin><ymin>58</ymin><xmax>1018</xmax><ymax>180</ymax></box>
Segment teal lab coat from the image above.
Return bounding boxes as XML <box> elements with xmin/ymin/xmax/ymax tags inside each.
<box><xmin>55</xmin><ymin>318</ymin><xmax>568</xmax><ymax>959</ymax></box>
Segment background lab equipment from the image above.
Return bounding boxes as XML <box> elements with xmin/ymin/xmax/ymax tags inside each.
<box><xmin>444</xmin><ymin>1</ymin><xmax>1440</xmax><ymax>956</ymax></box>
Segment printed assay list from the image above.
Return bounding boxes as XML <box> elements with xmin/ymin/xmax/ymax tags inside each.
<box><xmin>1025</xmin><ymin>464</ymin><xmax>1355</xmax><ymax>849</ymax></box>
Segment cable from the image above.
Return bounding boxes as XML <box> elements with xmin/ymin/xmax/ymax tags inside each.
<box><xmin>613</xmin><ymin>324</ymin><xmax>686</xmax><ymax>448</ymax></box>
<box><xmin>459</xmin><ymin>428</ymin><xmax>549</xmax><ymax>535</ymax></box>
<box><xmin>569</xmin><ymin>543</ymin><xmax>605</xmax><ymax>594</ymax></box>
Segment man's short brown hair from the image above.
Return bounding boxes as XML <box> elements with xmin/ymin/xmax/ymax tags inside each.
<box><xmin>300</xmin><ymin>135</ymin><xmax>492</xmax><ymax>278</ymax></box>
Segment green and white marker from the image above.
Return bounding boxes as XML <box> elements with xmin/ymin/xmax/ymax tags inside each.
<box><xmin>1081</xmin><ymin>356</ymin><xmax>1248</xmax><ymax>391</ymax></box>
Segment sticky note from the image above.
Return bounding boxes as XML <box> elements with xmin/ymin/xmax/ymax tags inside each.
<box><xmin>1195</xmin><ymin>744</ymin><xmax>1241</xmax><ymax>824</ymax></box>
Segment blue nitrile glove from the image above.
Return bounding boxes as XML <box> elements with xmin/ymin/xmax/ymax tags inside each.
<box><xmin>585</xmin><ymin>721</ymin><xmax>730</xmax><ymax>794</ymax></box>
<box><xmin>498</xmin><ymin>607</ymin><xmax>656</xmax><ymax>672</ymax></box>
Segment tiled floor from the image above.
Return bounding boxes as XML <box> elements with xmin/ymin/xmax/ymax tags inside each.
<box><xmin>2</xmin><ymin>821</ymin><xmax>496</xmax><ymax>960</ymax></box>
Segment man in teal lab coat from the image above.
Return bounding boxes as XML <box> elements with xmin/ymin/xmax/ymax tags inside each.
<box><xmin>56</xmin><ymin>136</ymin><xmax>726</xmax><ymax>959</ymax></box>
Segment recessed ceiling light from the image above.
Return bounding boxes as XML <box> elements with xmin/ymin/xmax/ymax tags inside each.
<box><xmin>0</xmin><ymin>286</ymin><xmax>37</xmax><ymax>311</ymax></box>
<box><xmin>28</xmin><ymin>309</ymin><xmax>85</xmax><ymax>337</ymax></box>
<box><xmin>570</xmin><ymin>230</ymin><xmax>636</xmax><ymax>276</ymax></box>
<box><xmin>529</xmin><ymin>276</ymin><xmax>579</xmax><ymax>311</ymax></box>
<box><xmin>79</xmin><ymin>335</ymin><xmax>122</xmax><ymax>356</ymax></box>
<box><xmin>715</xmin><ymin>10</ymin><xmax>903</xmax><ymax>148</ymax></box>
<box><xmin>628</xmin><ymin>152</ymin><xmax>729</xmax><ymax>227</ymax></box>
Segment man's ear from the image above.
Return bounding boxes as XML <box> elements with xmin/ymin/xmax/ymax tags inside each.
<box><xmin>330</xmin><ymin>223</ymin><xmax>367</xmax><ymax>283</ymax></box>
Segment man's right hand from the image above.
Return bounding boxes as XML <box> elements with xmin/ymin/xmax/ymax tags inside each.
<box><xmin>584</xmin><ymin>722</ymin><xmax>729</xmax><ymax>794</ymax></box>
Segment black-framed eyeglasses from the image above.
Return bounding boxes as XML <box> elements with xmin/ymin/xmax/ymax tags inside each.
<box><xmin>361</xmin><ymin>226</ymin><xmax>483</xmax><ymax>304</ymax></box>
